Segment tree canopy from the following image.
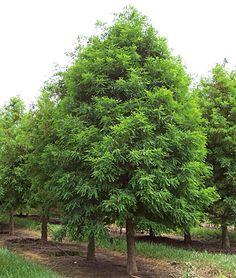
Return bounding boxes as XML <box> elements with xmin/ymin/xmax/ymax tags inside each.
<box><xmin>197</xmin><ymin>64</ymin><xmax>236</xmax><ymax>248</ymax></box>
<box><xmin>0</xmin><ymin>97</ymin><xmax>30</xmax><ymax>235</ymax></box>
<box><xmin>25</xmin><ymin>92</ymin><xmax>59</xmax><ymax>241</ymax></box>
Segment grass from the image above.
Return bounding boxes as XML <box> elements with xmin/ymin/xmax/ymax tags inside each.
<box><xmin>0</xmin><ymin>214</ymin><xmax>41</xmax><ymax>231</ymax></box>
<box><xmin>174</xmin><ymin>225</ymin><xmax>236</xmax><ymax>246</ymax></box>
<box><xmin>0</xmin><ymin>214</ymin><xmax>60</xmax><ymax>238</ymax></box>
<box><xmin>0</xmin><ymin>248</ymin><xmax>61</xmax><ymax>278</ymax></box>
<box><xmin>190</xmin><ymin>226</ymin><xmax>236</xmax><ymax>243</ymax></box>
<box><xmin>189</xmin><ymin>226</ymin><xmax>221</xmax><ymax>240</ymax></box>
<box><xmin>98</xmin><ymin>237</ymin><xmax>236</xmax><ymax>276</ymax></box>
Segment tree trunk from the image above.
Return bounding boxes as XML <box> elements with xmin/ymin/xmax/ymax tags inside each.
<box><xmin>149</xmin><ymin>227</ymin><xmax>155</xmax><ymax>238</ymax></box>
<box><xmin>9</xmin><ymin>210</ymin><xmax>14</xmax><ymax>236</ymax></box>
<box><xmin>86</xmin><ymin>234</ymin><xmax>95</xmax><ymax>261</ymax></box>
<box><xmin>221</xmin><ymin>223</ymin><xmax>230</xmax><ymax>249</ymax></box>
<box><xmin>41</xmin><ymin>215</ymin><xmax>49</xmax><ymax>242</ymax></box>
<box><xmin>184</xmin><ymin>231</ymin><xmax>192</xmax><ymax>244</ymax></box>
<box><xmin>126</xmin><ymin>218</ymin><xmax>138</xmax><ymax>275</ymax></box>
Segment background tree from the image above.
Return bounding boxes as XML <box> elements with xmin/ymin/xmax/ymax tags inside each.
<box><xmin>0</xmin><ymin>97</ymin><xmax>30</xmax><ymax>235</ymax></box>
<box><xmin>197</xmin><ymin>64</ymin><xmax>236</xmax><ymax>249</ymax></box>
<box><xmin>52</xmin><ymin>6</ymin><xmax>214</xmax><ymax>275</ymax></box>
<box><xmin>51</xmin><ymin>104</ymin><xmax>106</xmax><ymax>261</ymax></box>
<box><xmin>26</xmin><ymin>92</ymin><xmax>58</xmax><ymax>242</ymax></box>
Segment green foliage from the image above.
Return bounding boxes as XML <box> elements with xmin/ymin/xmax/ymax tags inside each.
<box><xmin>0</xmin><ymin>248</ymin><xmax>61</xmax><ymax>278</ymax></box>
<box><xmin>136</xmin><ymin>217</ymin><xmax>171</xmax><ymax>234</ymax></box>
<box><xmin>50</xmin><ymin>6</ymin><xmax>214</xmax><ymax>242</ymax></box>
<box><xmin>25</xmin><ymin>92</ymin><xmax>59</xmax><ymax>219</ymax></box>
<box><xmin>197</xmin><ymin>64</ymin><xmax>236</xmax><ymax>227</ymax></box>
<box><xmin>0</xmin><ymin>97</ymin><xmax>30</xmax><ymax>213</ymax></box>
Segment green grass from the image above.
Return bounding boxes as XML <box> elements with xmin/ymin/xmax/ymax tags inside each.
<box><xmin>189</xmin><ymin>226</ymin><xmax>236</xmax><ymax>243</ymax></box>
<box><xmin>98</xmin><ymin>237</ymin><xmax>236</xmax><ymax>276</ymax></box>
<box><xmin>0</xmin><ymin>214</ymin><xmax>60</xmax><ymax>238</ymax></box>
<box><xmin>0</xmin><ymin>248</ymin><xmax>62</xmax><ymax>278</ymax></box>
<box><xmin>0</xmin><ymin>214</ymin><xmax>41</xmax><ymax>231</ymax></box>
<box><xmin>13</xmin><ymin>217</ymin><xmax>41</xmax><ymax>231</ymax></box>
<box><xmin>190</xmin><ymin>226</ymin><xmax>221</xmax><ymax>240</ymax></box>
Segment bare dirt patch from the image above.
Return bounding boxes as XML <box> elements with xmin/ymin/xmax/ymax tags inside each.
<box><xmin>0</xmin><ymin>229</ymin><xmax>181</xmax><ymax>278</ymax></box>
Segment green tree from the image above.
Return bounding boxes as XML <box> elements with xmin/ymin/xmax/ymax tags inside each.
<box><xmin>53</xmin><ymin>6</ymin><xmax>213</xmax><ymax>275</ymax></box>
<box><xmin>0</xmin><ymin>97</ymin><xmax>30</xmax><ymax>235</ymax></box>
<box><xmin>52</xmin><ymin>108</ymin><xmax>104</xmax><ymax>260</ymax></box>
<box><xmin>26</xmin><ymin>92</ymin><xmax>59</xmax><ymax>242</ymax></box>
<box><xmin>197</xmin><ymin>64</ymin><xmax>236</xmax><ymax>249</ymax></box>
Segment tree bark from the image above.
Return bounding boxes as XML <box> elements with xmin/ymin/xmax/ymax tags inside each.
<box><xmin>86</xmin><ymin>234</ymin><xmax>95</xmax><ymax>261</ymax></box>
<box><xmin>41</xmin><ymin>215</ymin><xmax>49</xmax><ymax>242</ymax></box>
<box><xmin>221</xmin><ymin>223</ymin><xmax>230</xmax><ymax>249</ymax></box>
<box><xmin>184</xmin><ymin>231</ymin><xmax>192</xmax><ymax>244</ymax></box>
<box><xmin>126</xmin><ymin>218</ymin><xmax>138</xmax><ymax>275</ymax></box>
<box><xmin>149</xmin><ymin>227</ymin><xmax>155</xmax><ymax>238</ymax></box>
<box><xmin>9</xmin><ymin>210</ymin><xmax>14</xmax><ymax>236</ymax></box>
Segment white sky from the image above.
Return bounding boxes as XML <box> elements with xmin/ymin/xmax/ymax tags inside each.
<box><xmin>0</xmin><ymin>0</ymin><xmax>235</xmax><ymax>106</ymax></box>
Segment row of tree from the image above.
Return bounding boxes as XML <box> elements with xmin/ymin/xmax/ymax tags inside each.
<box><xmin>0</xmin><ymin>6</ymin><xmax>235</xmax><ymax>275</ymax></box>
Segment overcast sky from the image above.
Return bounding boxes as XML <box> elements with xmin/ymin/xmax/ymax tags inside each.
<box><xmin>0</xmin><ymin>0</ymin><xmax>235</xmax><ymax>106</ymax></box>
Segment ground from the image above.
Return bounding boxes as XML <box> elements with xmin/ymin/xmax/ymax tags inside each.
<box><xmin>0</xmin><ymin>227</ymin><xmax>181</xmax><ymax>278</ymax></box>
<box><xmin>138</xmin><ymin>234</ymin><xmax>236</xmax><ymax>254</ymax></box>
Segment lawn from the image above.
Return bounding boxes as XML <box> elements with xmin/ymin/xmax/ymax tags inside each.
<box><xmin>190</xmin><ymin>226</ymin><xmax>236</xmax><ymax>243</ymax></box>
<box><xmin>98</xmin><ymin>237</ymin><xmax>236</xmax><ymax>276</ymax></box>
<box><xmin>0</xmin><ymin>214</ymin><xmax>60</xmax><ymax>238</ymax></box>
<box><xmin>0</xmin><ymin>248</ymin><xmax>61</xmax><ymax>278</ymax></box>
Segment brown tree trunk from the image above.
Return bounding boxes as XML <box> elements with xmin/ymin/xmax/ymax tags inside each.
<box><xmin>41</xmin><ymin>215</ymin><xmax>49</xmax><ymax>242</ymax></box>
<box><xmin>87</xmin><ymin>234</ymin><xmax>95</xmax><ymax>261</ymax></box>
<box><xmin>149</xmin><ymin>227</ymin><xmax>155</xmax><ymax>238</ymax></box>
<box><xmin>9</xmin><ymin>210</ymin><xmax>14</xmax><ymax>236</ymax></box>
<box><xmin>126</xmin><ymin>218</ymin><xmax>138</xmax><ymax>275</ymax></box>
<box><xmin>221</xmin><ymin>223</ymin><xmax>230</xmax><ymax>249</ymax></box>
<box><xmin>184</xmin><ymin>231</ymin><xmax>192</xmax><ymax>244</ymax></box>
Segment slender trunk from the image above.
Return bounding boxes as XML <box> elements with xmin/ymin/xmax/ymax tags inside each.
<box><xmin>120</xmin><ymin>226</ymin><xmax>122</xmax><ymax>236</ymax></box>
<box><xmin>9</xmin><ymin>210</ymin><xmax>14</xmax><ymax>236</ymax></box>
<box><xmin>221</xmin><ymin>223</ymin><xmax>230</xmax><ymax>249</ymax></box>
<box><xmin>184</xmin><ymin>231</ymin><xmax>192</xmax><ymax>244</ymax></box>
<box><xmin>41</xmin><ymin>215</ymin><xmax>49</xmax><ymax>242</ymax></box>
<box><xmin>149</xmin><ymin>227</ymin><xmax>155</xmax><ymax>238</ymax></box>
<box><xmin>86</xmin><ymin>234</ymin><xmax>95</xmax><ymax>261</ymax></box>
<box><xmin>126</xmin><ymin>218</ymin><xmax>138</xmax><ymax>275</ymax></box>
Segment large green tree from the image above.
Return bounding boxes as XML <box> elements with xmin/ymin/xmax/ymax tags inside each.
<box><xmin>0</xmin><ymin>97</ymin><xmax>30</xmax><ymax>235</ymax></box>
<box><xmin>53</xmin><ymin>7</ymin><xmax>213</xmax><ymax>275</ymax></box>
<box><xmin>197</xmin><ymin>64</ymin><xmax>236</xmax><ymax>249</ymax></box>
